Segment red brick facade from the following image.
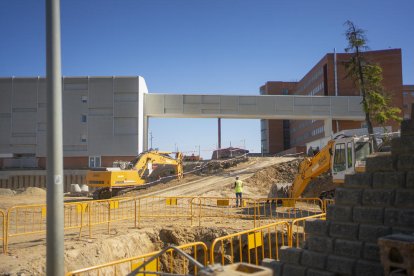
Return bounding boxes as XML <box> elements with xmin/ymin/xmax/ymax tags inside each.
<box><xmin>261</xmin><ymin>49</ymin><xmax>405</xmax><ymax>154</ymax></box>
<box><xmin>403</xmin><ymin>85</ymin><xmax>414</xmax><ymax>119</ymax></box>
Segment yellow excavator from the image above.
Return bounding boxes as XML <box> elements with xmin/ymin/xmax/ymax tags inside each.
<box><xmin>289</xmin><ymin>135</ymin><xmax>373</xmax><ymax>199</ymax></box>
<box><xmin>87</xmin><ymin>151</ymin><xmax>184</xmax><ymax>199</ymax></box>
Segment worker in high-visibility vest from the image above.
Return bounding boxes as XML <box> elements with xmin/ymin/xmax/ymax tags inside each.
<box><xmin>234</xmin><ymin>176</ymin><xmax>243</xmax><ymax>207</ymax></box>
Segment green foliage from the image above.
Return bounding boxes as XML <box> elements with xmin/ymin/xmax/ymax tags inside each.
<box><xmin>343</xmin><ymin>21</ymin><xmax>402</xmax><ymax>129</ymax></box>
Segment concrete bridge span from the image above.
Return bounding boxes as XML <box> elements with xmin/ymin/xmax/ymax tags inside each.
<box><xmin>143</xmin><ymin>93</ymin><xmax>365</xmax><ymax>150</ymax></box>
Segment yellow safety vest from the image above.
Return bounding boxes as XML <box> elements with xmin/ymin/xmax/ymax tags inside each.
<box><xmin>235</xmin><ymin>180</ymin><xmax>243</xmax><ymax>193</ymax></box>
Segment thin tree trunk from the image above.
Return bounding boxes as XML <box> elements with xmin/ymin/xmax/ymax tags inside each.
<box><xmin>355</xmin><ymin>43</ymin><xmax>378</xmax><ymax>151</ymax></box>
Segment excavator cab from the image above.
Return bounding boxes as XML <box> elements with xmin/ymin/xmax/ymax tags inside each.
<box><xmin>332</xmin><ymin>136</ymin><xmax>372</xmax><ymax>183</ymax></box>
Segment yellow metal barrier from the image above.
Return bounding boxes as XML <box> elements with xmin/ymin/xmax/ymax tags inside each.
<box><xmin>136</xmin><ymin>196</ymin><xmax>196</xmax><ymax>227</ymax></box>
<box><xmin>289</xmin><ymin>213</ymin><xmax>326</xmax><ymax>248</ymax></box>
<box><xmin>254</xmin><ymin>198</ymin><xmax>323</xmax><ymax>222</ymax></box>
<box><xmin>190</xmin><ymin>196</ymin><xmax>257</xmax><ymax>227</ymax></box>
<box><xmin>0</xmin><ymin>209</ymin><xmax>5</xmax><ymax>253</ymax></box>
<box><xmin>5</xmin><ymin>202</ymin><xmax>84</xmax><ymax>253</ymax></box>
<box><xmin>323</xmin><ymin>198</ymin><xmax>335</xmax><ymax>213</ymax></box>
<box><xmin>2</xmin><ymin>196</ymin><xmax>329</xmax><ymax>253</ymax></box>
<box><xmin>210</xmin><ymin>220</ymin><xmax>290</xmax><ymax>266</ymax></box>
<box><xmin>65</xmin><ymin>241</ymin><xmax>208</xmax><ymax>276</ymax></box>
<box><xmin>86</xmin><ymin>197</ymin><xmax>136</xmax><ymax>236</ymax></box>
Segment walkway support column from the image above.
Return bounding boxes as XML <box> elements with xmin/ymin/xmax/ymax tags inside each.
<box><xmin>143</xmin><ymin>116</ymin><xmax>148</xmax><ymax>152</ymax></box>
<box><xmin>324</xmin><ymin>118</ymin><xmax>333</xmax><ymax>138</ymax></box>
<box><xmin>218</xmin><ymin>118</ymin><xmax>221</xmax><ymax>149</ymax></box>
<box><xmin>46</xmin><ymin>0</ymin><xmax>64</xmax><ymax>275</ymax></box>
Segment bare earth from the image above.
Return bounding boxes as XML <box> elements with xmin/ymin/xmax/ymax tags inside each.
<box><xmin>0</xmin><ymin>157</ymin><xmax>298</xmax><ymax>275</ymax></box>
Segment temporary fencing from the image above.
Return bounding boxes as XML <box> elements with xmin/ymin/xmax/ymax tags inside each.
<box><xmin>0</xmin><ymin>209</ymin><xmax>5</xmax><ymax>253</ymax></box>
<box><xmin>210</xmin><ymin>220</ymin><xmax>290</xmax><ymax>266</ymax></box>
<box><xmin>2</xmin><ymin>196</ymin><xmax>326</xmax><ymax>253</ymax></box>
<box><xmin>5</xmin><ymin>202</ymin><xmax>85</xmax><ymax>253</ymax></box>
<box><xmin>61</xmin><ymin>211</ymin><xmax>329</xmax><ymax>275</ymax></box>
<box><xmin>190</xmin><ymin>196</ymin><xmax>258</xmax><ymax>227</ymax></box>
<box><xmin>85</xmin><ymin>197</ymin><xmax>136</xmax><ymax>236</ymax></box>
<box><xmin>65</xmin><ymin>241</ymin><xmax>208</xmax><ymax>276</ymax></box>
<box><xmin>323</xmin><ymin>198</ymin><xmax>335</xmax><ymax>213</ymax></box>
<box><xmin>290</xmin><ymin>213</ymin><xmax>326</xmax><ymax>247</ymax></box>
<box><xmin>254</xmin><ymin>198</ymin><xmax>323</xmax><ymax>224</ymax></box>
<box><xmin>136</xmin><ymin>196</ymin><xmax>195</xmax><ymax>227</ymax></box>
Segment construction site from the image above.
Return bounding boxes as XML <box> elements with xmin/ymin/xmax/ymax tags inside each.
<box><xmin>0</xmin><ymin>107</ymin><xmax>413</xmax><ymax>275</ymax></box>
<box><xmin>1</xmin><ymin>2</ymin><xmax>414</xmax><ymax>275</ymax></box>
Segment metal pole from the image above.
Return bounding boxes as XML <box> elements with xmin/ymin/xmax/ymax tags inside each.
<box><xmin>218</xmin><ymin>118</ymin><xmax>221</xmax><ymax>149</ymax></box>
<box><xmin>334</xmin><ymin>48</ymin><xmax>339</xmax><ymax>133</ymax></box>
<box><xmin>46</xmin><ymin>0</ymin><xmax>64</xmax><ymax>275</ymax></box>
<box><xmin>150</xmin><ymin>132</ymin><xmax>153</xmax><ymax>149</ymax></box>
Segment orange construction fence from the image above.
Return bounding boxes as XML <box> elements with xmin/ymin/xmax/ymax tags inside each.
<box><xmin>6</xmin><ymin>202</ymin><xmax>85</xmax><ymax>253</ymax></box>
<box><xmin>66</xmin><ymin>214</ymin><xmax>327</xmax><ymax>275</ymax></box>
<box><xmin>65</xmin><ymin>241</ymin><xmax>208</xmax><ymax>276</ymax></box>
<box><xmin>2</xmin><ymin>196</ymin><xmax>328</xmax><ymax>253</ymax></box>
<box><xmin>0</xmin><ymin>209</ymin><xmax>5</xmax><ymax>253</ymax></box>
<box><xmin>290</xmin><ymin>213</ymin><xmax>327</xmax><ymax>247</ymax></box>
<box><xmin>210</xmin><ymin>220</ymin><xmax>290</xmax><ymax>266</ymax></box>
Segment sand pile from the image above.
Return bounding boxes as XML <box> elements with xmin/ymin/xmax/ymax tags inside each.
<box><xmin>244</xmin><ymin>159</ymin><xmax>301</xmax><ymax>193</ymax></box>
<box><xmin>0</xmin><ymin>188</ymin><xmax>15</xmax><ymax>196</ymax></box>
<box><xmin>20</xmin><ymin>187</ymin><xmax>46</xmax><ymax>196</ymax></box>
<box><xmin>243</xmin><ymin>159</ymin><xmax>335</xmax><ymax>198</ymax></box>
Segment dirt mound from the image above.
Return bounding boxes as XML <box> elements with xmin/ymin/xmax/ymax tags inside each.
<box><xmin>20</xmin><ymin>187</ymin><xmax>46</xmax><ymax>196</ymax></box>
<box><xmin>243</xmin><ymin>158</ymin><xmax>336</xmax><ymax>198</ymax></box>
<box><xmin>243</xmin><ymin>159</ymin><xmax>301</xmax><ymax>196</ymax></box>
<box><xmin>203</xmin><ymin>156</ymin><xmax>248</xmax><ymax>174</ymax></box>
<box><xmin>159</xmin><ymin>226</ymin><xmax>229</xmax><ymax>246</ymax></box>
<box><xmin>0</xmin><ymin>188</ymin><xmax>15</xmax><ymax>196</ymax></box>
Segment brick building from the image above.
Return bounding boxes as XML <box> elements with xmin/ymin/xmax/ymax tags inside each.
<box><xmin>403</xmin><ymin>85</ymin><xmax>414</xmax><ymax>120</ymax></box>
<box><xmin>261</xmin><ymin>48</ymin><xmax>405</xmax><ymax>154</ymax></box>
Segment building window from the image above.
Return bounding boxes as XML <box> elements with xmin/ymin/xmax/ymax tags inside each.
<box><xmin>89</xmin><ymin>156</ymin><xmax>101</xmax><ymax>168</ymax></box>
<box><xmin>81</xmin><ymin>135</ymin><xmax>87</xmax><ymax>143</ymax></box>
<box><xmin>81</xmin><ymin>96</ymin><xmax>88</xmax><ymax>103</ymax></box>
<box><xmin>403</xmin><ymin>92</ymin><xmax>408</xmax><ymax>97</ymax></box>
<box><xmin>81</xmin><ymin>114</ymin><xmax>87</xmax><ymax>123</ymax></box>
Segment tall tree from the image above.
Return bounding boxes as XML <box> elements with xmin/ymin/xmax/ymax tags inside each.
<box><xmin>344</xmin><ymin>20</ymin><xmax>402</xmax><ymax>151</ymax></box>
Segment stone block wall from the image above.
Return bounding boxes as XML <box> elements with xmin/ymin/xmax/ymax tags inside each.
<box><xmin>263</xmin><ymin>108</ymin><xmax>414</xmax><ymax>275</ymax></box>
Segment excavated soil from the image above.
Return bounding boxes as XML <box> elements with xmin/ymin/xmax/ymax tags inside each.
<box><xmin>244</xmin><ymin>158</ymin><xmax>336</xmax><ymax>198</ymax></box>
<box><xmin>0</xmin><ymin>157</ymin><xmax>328</xmax><ymax>275</ymax></box>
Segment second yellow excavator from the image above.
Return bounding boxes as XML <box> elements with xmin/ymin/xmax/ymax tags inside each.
<box><xmin>87</xmin><ymin>150</ymin><xmax>183</xmax><ymax>199</ymax></box>
<box><xmin>289</xmin><ymin>135</ymin><xmax>373</xmax><ymax>199</ymax></box>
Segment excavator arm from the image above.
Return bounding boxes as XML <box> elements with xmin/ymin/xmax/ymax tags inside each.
<box><xmin>132</xmin><ymin>151</ymin><xmax>183</xmax><ymax>180</ymax></box>
<box><xmin>289</xmin><ymin>140</ymin><xmax>334</xmax><ymax>198</ymax></box>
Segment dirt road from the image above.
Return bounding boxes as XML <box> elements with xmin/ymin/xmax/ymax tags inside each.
<box><xmin>140</xmin><ymin>157</ymin><xmax>296</xmax><ymax>198</ymax></box>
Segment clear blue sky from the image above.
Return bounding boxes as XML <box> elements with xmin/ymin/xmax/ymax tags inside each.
<box><xmin>1</xmin><ymin>0</ymin><xmax>413</xmax><ymax>158</ymax></box>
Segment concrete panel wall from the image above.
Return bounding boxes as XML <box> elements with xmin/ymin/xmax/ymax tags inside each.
<box><xmin>0</xmin><ymin>76</ymin><xmax>144</xmax><ymax>160</ymax></box>
<box><xmin>145</xmin><ymin>94</ymin><xmax>365</xmax><ymax>120</ymax></box>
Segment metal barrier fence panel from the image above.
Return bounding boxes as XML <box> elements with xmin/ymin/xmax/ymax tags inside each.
<box><xmin>210</xmin><ymin>221</ymin><xmax>290</xmax><ymax>266</ymax></box>
<box><xmin>86</xmin><ymin>197</ymin><xmax>136</xmax><ymax>236</ymax></box>
<box><xmin>6</xmin><ymin>202</ymin><xmax>84</xmax><ymax>253</ymax></box>
<box><xmin>323</xmin><ymin>199</ymin><xmax>335</xmax><ymax>213</ymax></box>
<box><xmin>65</xmin><ymin>242</ymin><xmax>208</xmax><ymax>276</ymax></box>
<box><xmin>254</xmin><ymin>198</ymin><xmax>323</xmax><ymax>222</ymax></box>
<box><xmin>136</xmin><ymin>196</ymin><xmax>195</xmax><ymax>227</ymax></box>
<box><xmin>0</xmin><ymin>209</ymin><xmax>5</xmax><ymax>253</ymax></box>
<box><xmin>190</xmin><ymin>197</ymin><xmax>257</xmax><ymax>227</ymax></box>
<box><xmin>290</xmin><ymin>213</ymin><xmax>326</xmax><ymax>248</ymax></box>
